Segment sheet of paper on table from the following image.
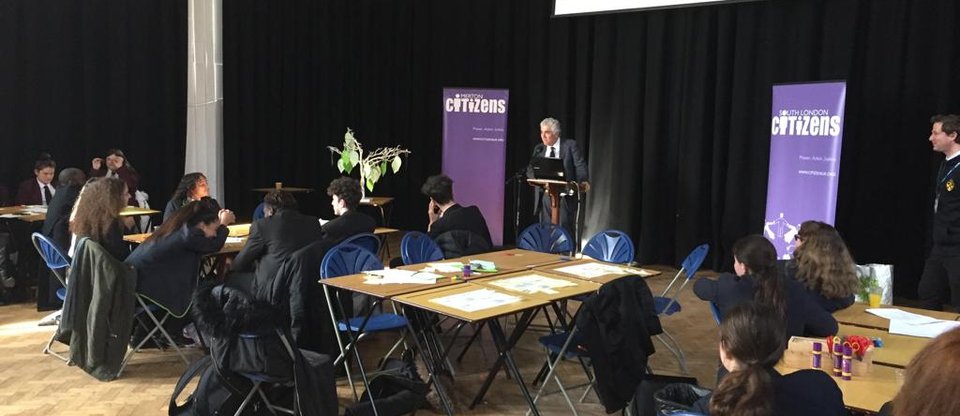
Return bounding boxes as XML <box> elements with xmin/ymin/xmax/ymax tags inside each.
<box><xmin>889</xmin><ymin>319</ymin><xmax>960</xmax><ymax>338</ymax></box>
<box><xmin>430</xmin><ymin>288</ymin><xmax>521</xmax><ymax>312</ymax></box>
<box><xmin>423</xmin><ymin>262</ymin><xmax>465</xmax><ymax>274</ymax></box>
<box><xmin>363</xmin><ymin>269</ymin><xmax>442</xmax><ymax>285</ymax></box>
<box><xmin>488</xmin><ymin>274</ymin><xmax>576</xmax><ymax>295</ymax></box>
<box><xmin>553</xmin><ymin>263</ymin><xmax>655</xmax><ymax>279</ymax></box>
<box><xmin>225</xmin><ymin>237</ymin><xmax>244</xmax><ymax>244</ymax></box>
<box><xmin>866</xmin><ymin>308</ymin><xmax>940</xmax><ymax>324</ymax></box>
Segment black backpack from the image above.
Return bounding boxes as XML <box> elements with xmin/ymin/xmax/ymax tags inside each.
<box><xmin>168</xmin><ymin>355</ymin><xmax>247</xmax><ymax>416</ymax></box>
<box><xmin>345</xmin><ymin>353</ymin><xmax>429</xmax><ymax>416</ymax></box>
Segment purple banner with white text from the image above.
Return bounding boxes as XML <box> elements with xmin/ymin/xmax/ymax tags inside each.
<box><xmin>764</xmin><ymin>82</ymin><xmax>846</xmax><ymax>259</ymax></box>
<box><xmin>442</xmin><ymin>88</ymin><xmax>509</xmax><ymax>245</ymax></box>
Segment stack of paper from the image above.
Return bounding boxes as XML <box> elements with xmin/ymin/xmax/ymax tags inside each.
<box><xmin>867</xmin><ymin>308</ymin><xmax>960</xmax><ymax>338</ymax></box>
<box><xmin>488</xmin><ymin>274</ymin><xmax>576</xmax><ymax>295</ymax></box>
<box><xmin>363</xmin><ymin>269</ymin><xmax>442</xmax><ymax>285</ymax></box>
<box><xmin>430</xmin><ymin>288</ymin><xmax>521</xmax><ymax>312</ymax></box>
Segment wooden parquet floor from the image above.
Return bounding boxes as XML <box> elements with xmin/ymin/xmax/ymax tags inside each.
<box><xmin>0</xmin><ymin>262</ymin><xmax>721</xmax><ymax>415</ymax></box>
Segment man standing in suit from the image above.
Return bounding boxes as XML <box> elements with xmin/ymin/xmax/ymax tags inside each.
<box><xmin>920</xmin><ymin>114</ymin><xmax>960</xmax><ymax>311</ymax></box>
<box><xmin>231</xmin><ymin>190</ymin><xmax>322</xmax><ymax>294</ymax></box>
<box><xmin>322</xmin><ymin>177</ymin><xmax>376</xmax><ymax>243</ymax></box>
<box><xmin>527</xmin><ymin>117</ymin><xmax>589</xmax><ymax>238</ymax></box>
<box><xmin>16</xmin><ymin>156</ymin><xmax>57</xmax><ymax>206</ymax></box>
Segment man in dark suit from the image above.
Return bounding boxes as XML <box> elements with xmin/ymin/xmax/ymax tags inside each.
<box><xmin>526</xmin><ymin>117</ymin><xmax>589</xmax><ymax>238</ymax></box>
<box><xmin>41</xmin><ymin>168</ymin><xmax>87</xmax><ymax>250</ymax></box>
<box><xmin>422</xmin><ymin>174</ymin><xmax>492</xmax><ymax>256</ymax></box>
<box><xmin>321</xmin><ymin>177</ymin><xmax>376</xmax><ymax>243</ymax></box>
<box><xmin>920</xmin><ymin>114</ymin><xmax>960</xmax><ymax>311</ymax></box>
<box><xmin>16</xmin><ymin>157</ymin><xmax>57</xmax><ymax>206</ymax></box>
<box><xmin>231</xmin><ymin>190</ymin><xmax>322</xmax><ymax>294</ymax></box>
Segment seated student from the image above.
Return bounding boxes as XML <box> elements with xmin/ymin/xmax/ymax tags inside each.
<box><xmin>69</xmin><ymin>177</ymin><xmax>132</xmax><ymax>261</ymax></box>
<box><xmin>41</xmin><ymin>168</ymin><xmax>87</xmax><ymax>251</ymax></box>
<box><xmin>321</xmin><ymin>177</ymin><xmax>375</xmax><ymax>243</ymax></box>
<box><xmin>163</xmin><ymin>172</ymin><xmax>212</xmax><ymax>222</ymax></box>
<box><xmin>878</xmin><ymin>327</ymin><xmax>960</xmax><ymax>416</ymax></box>
<box><xmin>230</xmin><ymin>190</ymin><xmax>322</xmax><ymax>295</ymax></box>
<box><xmin>421</xmin><ymin>174</ymin><xmax>492</xmax><ymax>256</ymax></box>
<box><xmin>786</xmin><ymin>230</ymin><xmax>858</xmax><ymax>312</ymax></box>
<box><xmin>693</xmin><ymin>235</ymin><xmax>837</xmax><ymax>339</ymax></box>
<box><xmin>16</xmin><ymin>155</ymin><xmax>57</xmax><ymax>206</ymax></box>
<box><xmin>89</xmin><ymin>149</ymin><xmax>140</xmax><ymax>206</ymax></box>
<box><xmin>691</xmin><ymin>302</ymin><xmax>845</xmax><ymax>416</ymax></box>
<box><xmin>126</xmin><ymin>198</ymin><xmax>234</xmax><ymax>316</ymax></box>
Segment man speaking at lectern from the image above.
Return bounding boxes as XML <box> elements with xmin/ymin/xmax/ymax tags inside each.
<box><xmin>527</xmin><ymin>117</ymin><xmax>589</xmax><ymax>237</ymax></box>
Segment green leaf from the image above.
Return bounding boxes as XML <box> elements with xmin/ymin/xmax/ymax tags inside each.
<box><xmin>348</xmin><ymin>150</ymin><xmax>360</xmax><ymax>166</ymax></box>
<box><xmin>336</xmin><ymin>158</ymin><xmax>346</xmax><ymax>173</ymax></box>
<box><xmin>368</xmin><ymin>165</ymin><xmax>381</xmax><ymax>183</ymax></box>
<box><xmin>344</xmin><ymin>129</ymin><xmax>355</xmax><ymax>143</ymax></box>
<box><xmin>380</xmin><ymin>161</ymin><xmax>387</xmax><ymax>175</ymax></box>
<box><xmin>391</xmin><ymin>155</ymin><xmax>402</xmax><ymax>173</ymax></box>
<box><xmin>366</xmin><ymin>179</ymin><xmax>375</xmax><ymax>192</ymax></box>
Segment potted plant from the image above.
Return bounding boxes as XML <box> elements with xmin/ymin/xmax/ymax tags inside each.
<box><xmin>328</xmin><ymin>128</ymin><xmax>411</xmax><ymax>198</ymax></box>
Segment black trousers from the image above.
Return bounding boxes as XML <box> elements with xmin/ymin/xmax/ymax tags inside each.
<box><xmin>537</xmin><ymin>192</ymin><xmax>583</xmax><ymax>242</ymax></box>
<box><xmin>917</xmin><ymin>251</ymin><xmax>960</xmax><ymax>310</ymax></box>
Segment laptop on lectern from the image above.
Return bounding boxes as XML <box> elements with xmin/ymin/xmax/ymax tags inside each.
<box><xmin>530</xmin><ymin>157</ymin><xmax>565</xmax><ymax>181</ymax></box>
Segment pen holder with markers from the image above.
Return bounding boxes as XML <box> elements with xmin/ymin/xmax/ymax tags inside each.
<box><xmin>783</xmin><ymin>335</ymin><xmax>874</xmax><ymax>377</ymax></box>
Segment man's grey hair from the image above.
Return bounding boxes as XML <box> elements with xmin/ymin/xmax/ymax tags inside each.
<box><xmin>58</xmin><ymin>168</ymin><xmax>86</xmax><ymax>187</ymax></box>
<box><xmin>540</xmin><ymin>117</ymin><xmax>561</xmax><ymax>136</ymax></box>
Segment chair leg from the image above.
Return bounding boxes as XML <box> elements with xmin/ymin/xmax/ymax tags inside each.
<box><xmin>456</xmin><ymin>321</ymin><xmax>486</xmax><ymax>363</ymax></box>
<box><xmin>42</xmin><ymin>330</ymin><xmax>69</xmax><ymax>362</ymax></box>
<box><xmin>655</xmin><ymin>331</ymin><xmax>688</xmax><ymax>374</ymax></box>
<box><xmin>234</xmin><ymin>381</ymin><xmax>262</xmax><ymax>416</ymax></box>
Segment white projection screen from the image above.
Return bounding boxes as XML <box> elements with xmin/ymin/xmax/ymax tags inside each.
<box><xmin>554</xmin><ymin>0</ymin><xmax>759</xmax><ymax>16</ymax></box>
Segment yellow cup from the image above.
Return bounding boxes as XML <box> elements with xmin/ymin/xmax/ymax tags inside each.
<box><xmin>274</xmin><ymin>182</ymin><xmax>283</xmax><ymax>189</ymax></box>
<box><xmin>868</xmin><ymin>287</ymin><xmax>882</xmax><ymax>308</ymax></box>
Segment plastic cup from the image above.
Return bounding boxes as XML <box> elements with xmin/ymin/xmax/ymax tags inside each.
<box><xmin>275</xmin><ymin>182</ymin><xmax>283</xmax><ymax>189</ymax></box>
<box><xmin>868</xmin><ymin>286</ymin><xmax>882</xmax><ymax>308</ymax></box>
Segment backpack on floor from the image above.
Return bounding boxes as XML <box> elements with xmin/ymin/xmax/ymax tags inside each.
<box><xmin>168</xmin><ymin>355</ymin><xmax>248</xmax><ymax>416</ymax></box>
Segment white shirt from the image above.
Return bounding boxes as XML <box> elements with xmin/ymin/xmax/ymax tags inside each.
<box><xmin>947</xmin><ymin>150</ymin><xmax>960</xmax><ymax>161</ymax></box>
<box><xmin>36</xmin><ymin>178</ymin><xmax>56</xmax><ymax>205</ymax></box>
<box><xmin>545</xmin><ymin>142</ymin><xmax>561</xmax><ymax>159</ymax></box>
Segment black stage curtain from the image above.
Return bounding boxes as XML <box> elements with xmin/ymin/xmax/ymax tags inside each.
<box><xmin>0</xmin><ymin>0</ymin><xmax>187</xmax><ymax>211</ymax></box>
<box><xmin>224</xmin><ymin>0</ymin><xmax>960</xmax><ymax>298</ymax></box>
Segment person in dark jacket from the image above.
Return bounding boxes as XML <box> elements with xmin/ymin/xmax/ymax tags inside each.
<box><xmin>694</xmin><ymin>235</ymin><xmax>837</xmax><ymax>339</ymax></box>
<box><xmin>88</xmin><ymin>149</ymin><xmax>140</xmax><ymax>206</ymax></box>
<box><xmin>785</xmin><ymin>225</ymin><xmax>858</xmax><ymax>312</ymax></box>
<box><xmin>421</xmin><ymin>174</ymin><xmax>492</xmax><ymax>251</ymax></box>
<box><xmin>69</xmin><ymin>177</ymin><xmax>132</xmax><ymax>261</ymax></box>
<box><xmin>230</xmin><ymin>190</ymin><xmax>322</xmax><ymax>293</ymax></box>
<box><xmin>321</xmin><ymin>177</ymin><xmax>375</xmax><ymax>243</ymax></box>
<box><xmin>691</xmin><ymin>302</ymin><xmax>845</xmax><ymax>416</ymax></box>
<box><xmin>15</xmin><ymin>155</ymin><xmax>57</xmax><ymax>206</ymax></box>
<box><xmin>162</xmin><ymin>172</ymin><xmax>211</xmax><ymax>222</ymax></box>
<box><xmin>126</xmin><ymin>198</ymin><xmax>234</xmax><ymax>317</ymax></box>
<box><xmin>42</xmin><ymin>168</ymin><xmax>87</xmax><ymax>250</ymax></box>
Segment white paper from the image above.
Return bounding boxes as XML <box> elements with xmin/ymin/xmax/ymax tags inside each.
<box><xmin>318</xmin><ymin>218</ymin><xmax>329</xmax><ymax>226</ymax></box>
<box><xmin>430</xmin><ymin>288</ymin><xmax>521</xmax><ymax>312</ymax></box>
<box><xmin>553</xmin><ymin>263</ymin><xmax>656</xmax><ymax>279</ymax></box>
<box><xmin>889</xmin><ymin>319</ymin><xmax>960</xmax><ymax>339</ymax></box>
<box><xmin>225</xmin><ymin>237</ymin><xmax>244</xmax><ymax>244</ymax></box>
<box><xmin>866</xmin><ymin>308</ymin><xmax>940</xmax><ymax>324</ymax></box>
<box><xmin>362</xmin><ymin>269</ymin><xmax>442</xmax><ymax>285</ymax></box>
<box><xmin>0</xmin><ymin>214</ymin><xmax>22</xmax><ymax>218</ymax></box>
<box><xmin>423</xmin><ymin>262</ymin><xmax>465</xmax><ymax>274</ymax></box>
<box><xmin>488</xmin><ymin>274</ymin><xmax>576</xmax><ymax>295</ymax></box>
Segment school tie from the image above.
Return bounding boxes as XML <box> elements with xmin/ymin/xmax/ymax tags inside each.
<box><xmin>546</xmin><ymin>146</ymin><xmax>555</xmax><ymax>158</ymax></box>
<box><xmin>43</xmin><ymin>185</ymin><xmax>52</xmax><ymax>206</ymax></box>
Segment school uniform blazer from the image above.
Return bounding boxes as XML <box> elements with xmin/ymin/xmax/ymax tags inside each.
<box><xmin>692</xmin><ymin>368</ymin><xmax>845</xmax><ymax>416</ymax></box>
<box><xmin>231</xmin><ymin>209</ymin><xmax>323</xmax><ymax>291</ymax></box>
<box><xmin>321</xmin><ymin>209</ymin><xmax>376</xmax><ymax>243</ymax></box>
<box><xmin>693</xmin><ymin>272</ymin><xmax>838</xmax><ymax>338</ymax></box>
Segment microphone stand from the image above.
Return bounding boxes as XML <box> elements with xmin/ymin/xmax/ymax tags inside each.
<box><xmin>506</xmin><ymin>168</ymin><xmax>528</xmax><ymax>244</ymax></box>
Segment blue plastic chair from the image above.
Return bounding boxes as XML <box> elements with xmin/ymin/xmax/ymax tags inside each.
<box><xmin>338</xmin><ymin>232</ymin><xmax>381</xmax><ymax>257</ymax></box>
<box><xmin>582</xmin><ymin>229</ymin><xmax>635</xmax><ymax>264</ymax></box>
<box><xmin>320</xmin><ymin>244</ymin><xmax>408</xmax><ymax>400</ymax></box>
<box><xmin>652</xmin><ymin>243</ymin><xmax>710</xmax><ymax>374</ymax></box>
<box><xmin>252</xmin><ymin>202</ymin><xmax>266</xmax><ymax>221</ymax></box>
<box><xmin>400</xmin><ymin>231</ymin><xmax>444</xmax><ymax>264</ymax></box>
<box><xmin>709</xmin><ymin>302</ymin><xmax>722</xmax><ymax>325</ymax></box>
<box><xmin>31</xmin><ymin>233</ymin><xmax>71</xmax><ymax>361</ymax></box>
<box><xmin>517</xmin><ymin>223</ymin><xmax>574</xmax><ymax>255</ymax></box>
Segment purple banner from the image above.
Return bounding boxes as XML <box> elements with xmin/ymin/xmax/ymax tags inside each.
<box><xmin>764</xmin><ymin>82</ymin><xmax>846</xmax><ymax>259</ymax></box>
<box><xmin>442</xmin><ymin>88</ymin><xmax>509</xmax><ymax>245</ymax></box>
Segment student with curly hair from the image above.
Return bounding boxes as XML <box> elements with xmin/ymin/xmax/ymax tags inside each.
<box><xmin>787</xmin><ymin>231</ymin><xmax>859</xmax><ymax>312</ymax></box>
<box><xmin>692</xmin><ymin>302</ymin><xmax>844</xmax><ymax>416</ymax></box>
<box><xmin>321</xmin><ymin>176</ymin><xmax>375</xmax><ymax>243</ymax></box>
<box><xmin>69</xmin><ymin>177</ymin><xmax>131</xmax><ymax>260</ymax></box>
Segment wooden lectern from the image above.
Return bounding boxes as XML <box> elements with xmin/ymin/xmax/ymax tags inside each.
<box><xmin>527</xmin><ymin>178</ymin><xmax>571</xmax><ymax>225</ymax></box>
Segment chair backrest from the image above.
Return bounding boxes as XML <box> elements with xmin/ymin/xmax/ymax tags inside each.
<box><xmin>321</xmin><ymin>244</ymin><xmax>384</xmax><ymax>279</ymax></box>
<box><xmin>400</xmin><ymin>231</ymin><xmax>443</xmax><ymax>265</ymax></box>
<box><xmin>656</xmin><ymin>243</ymin><xmax>711</xmax><ymax>315</ymax></box>
<box><xmin>517</xmin><ymin>223</ymin><xmax>574</xmax><ymax>255</ymax></box>
<box><xmin>338</xmin><ymin>232</ymin><xmax>380</xmax><ymax>255</ymax></box>
<box><xmin>709</xmin><ymin>301</ymin><xmax>722</xmax><ymax>325</ymax></box>
<box><xmin>31</xmin><ymin>232</ymin><xmax>71</xmax><ymax>286</ymax></box>
<box><xmin>582</xmin><ymin>229</ymin><xmax>635</xmax><ymax>264</ymax></box>
<box><xmin>252</xmin><ymin>202</ymin><xmax>266</xmax><ymax>221</ymax></box>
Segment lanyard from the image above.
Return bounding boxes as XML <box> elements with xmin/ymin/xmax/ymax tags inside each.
<box><xmin>940</xmin><ymin>161</ymin><xmax>960</xmax><ymax>188</ymax></box>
